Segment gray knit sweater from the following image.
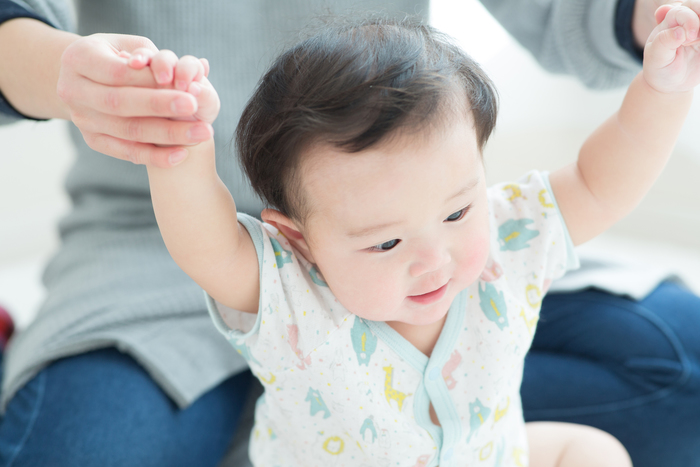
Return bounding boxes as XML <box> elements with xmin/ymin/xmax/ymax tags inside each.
<box><xmin>1</xmin><ymin>0</ymin><xmax>640</xmax><ymax>410</ymax></box>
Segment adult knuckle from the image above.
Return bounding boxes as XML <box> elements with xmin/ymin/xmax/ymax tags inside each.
<box><xmin>82</xmin><ymin>132</ymin><xmax>104</xmax><ymax>154</ymax></box>
<box><xmin>104</xmin><ymin>89</ymin><xmax>122</xmax><ymax>113</ymax></box>
<box><xmin>125</xmin><ymin>118</ymin><xmax>143</xmax><ymax>141</ymax></box>
<box><xmin>107</xmin><ymin>60</ymin><xmax>128</xmax><ymax>83</ymax></box>
<box><xmin>70</xmin><ymin>111</ymin><xmax>89</xmax><ymax>130</ymax></box>
<box><xmin>166</xmin><ymin>122</ymin><xmax>179</xmax><ymax>144</ymax></box>
<box><xmin>124</xmin><ymin>144</ymin><xmax>143</xmax><ymax>165</ymax></box>
<box><xmin>60</xmin><ymin>43</ymin><xmax>80</xmax><ymax>69</ymax></box>
<box><xmin>56</xmin><ymin>81</ymin><xmax>73</xmax><ymax>103</ymax></box>
<box><xmin>149</xmin><ymin>93</ymin><xmax>165</xmax><ymax>114</ymax></box>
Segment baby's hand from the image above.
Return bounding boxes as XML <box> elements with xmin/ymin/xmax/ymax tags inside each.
<box><xmin>643</xmin><ymin>3</ymin><xmax>700</xmax><ymax>93</ymax></box>
<box><xmin>123</xmin><ymin>49</ymin><xmax>220</xmax><ymax>126</ymax></box>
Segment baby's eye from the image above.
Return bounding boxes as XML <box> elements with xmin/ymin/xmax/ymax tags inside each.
<box><xmin>370</xmin><ymin>239</ymin><xmax>401</xmax><ymax>252</ymax></box>
<box><xmin>445</xmin><ymin>206</ymin><xmax>470</xmax><ymax>222</ymax></box>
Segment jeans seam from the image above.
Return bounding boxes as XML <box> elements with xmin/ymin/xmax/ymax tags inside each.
<box><xmin>6</xmin><ymin>372</ymin><xmax>46</xmax><ymax>467</ymax></box>
<box><xmin>528</xmin><ymin>294</ymin><xmax>693</xmax><ymax>419</ymax></box>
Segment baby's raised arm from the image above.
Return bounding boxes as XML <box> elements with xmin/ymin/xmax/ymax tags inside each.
<box><xmin>549</xmin><ymin>4</ymin><xmax>699</xmax><ymax>246</ymax></box>
<box><xmin>145</xmin><ymin>55</ymin><xmax>260</xmax><ymax>314</ymax></box>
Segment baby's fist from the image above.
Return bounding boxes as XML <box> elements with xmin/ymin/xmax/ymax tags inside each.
<box><xmin>124</xmin><ymin>49</ymin><xmax>220</xmax><ymax>125</ymax></box>
<box><xmin>644</xmin><ymin>4</ymin><xmax>700</xmax><ymax>93</ymax></box>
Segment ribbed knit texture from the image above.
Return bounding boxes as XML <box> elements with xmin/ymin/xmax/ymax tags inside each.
<box><xmin>1</xmin><ymin>0</ymin><xmax>640</xmax><ymax>411</ymax></box>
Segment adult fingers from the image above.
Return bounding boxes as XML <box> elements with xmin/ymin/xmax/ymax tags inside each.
<box><xmin>63</xmin><ymin>77</ymin><xmax>198</xmax><ymax>117</ymax></box>
<box><xmin>73</xmin><ymin>111</ymin><xmax>214</xmax><ymax>145</ymax></box>
<box><xmin>60</xmin><ymin>34</ymin><xmax>160</xmax><ymax>88</ymax></box>
<box><xmin>150</xmin><ymin>50</ymin><xmax>180</xmax><ymax>85</ymax></box>
<box><xmin>81</xmin><ymin>132</ymin><xmax>190</xmax><ymax>168</ymax></box>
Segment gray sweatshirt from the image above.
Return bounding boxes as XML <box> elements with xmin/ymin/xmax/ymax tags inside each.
<box><xmin>0</xmin><ymin>0</ymin><xmax>640</xmax><ymax>410</ymax></box>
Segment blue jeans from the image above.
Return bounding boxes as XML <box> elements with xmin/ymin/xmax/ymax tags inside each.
<box><xmin>522</xmin><ymin>282</ymin><xmax>700</xmax><ymax>467</ymax></box>
<box><xmin>0</xmin><ymin>282</ymin><xmax>699</xmax><ymax>466</ymax></box>
<box><xmin>0</xmin><ymin>348</ymin><xmax>252</xmax><ymax>467</ymax></box>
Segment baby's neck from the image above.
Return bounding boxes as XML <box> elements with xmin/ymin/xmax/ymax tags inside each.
<box><xmin>387</xmin><ymin>312</ymin><xmax>448</xmax><ymax>357</ymax></box>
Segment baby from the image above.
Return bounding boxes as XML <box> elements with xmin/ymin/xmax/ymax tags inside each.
<box><xmin>140</xmin><ymin>7</ymin><xmax>698</xmax><ymax>467</ymax></box>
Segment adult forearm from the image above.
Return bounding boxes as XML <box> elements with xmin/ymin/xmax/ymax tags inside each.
<box><xmin>0</xmin><ymin>17</ymin><xmax>78</xmax><ymax>119</ymax></box>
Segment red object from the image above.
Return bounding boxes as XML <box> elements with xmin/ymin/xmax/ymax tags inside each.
<box><xmin>0</xmin><ymin>305</ymin><xmax>15</xmax><ymax>351</ymax></box>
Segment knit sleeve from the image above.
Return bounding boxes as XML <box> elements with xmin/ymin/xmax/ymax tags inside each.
<box><xmin>480</xmin><ymin>0</ymin><xmax>641</xmax><ymax>89</ymax></box>
<box><xmin>0</xmin><ymin>0</ymin><xmax>74</xmax><ymax>123</ymax></box>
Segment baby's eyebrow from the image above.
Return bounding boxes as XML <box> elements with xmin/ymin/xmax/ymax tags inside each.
<box><xmin>445</xmin><ymin>177</ymin><xmax>480</xmax><ymax>204</ymax></box>
<box><xmin>346</xmin><ymin>177</ymin><xmax>480</xmax><ymax>239</ymax></box>
<box><xmin>346</xmin><ymin>220</ymin><xmax>402</xmax><ymax>239</ymax></box>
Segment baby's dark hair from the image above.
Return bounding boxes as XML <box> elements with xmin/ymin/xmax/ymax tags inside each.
<box><xmin>236</xmin><ymin>15</ymin><xmax>498</xmax><ymax>223</ymax></box>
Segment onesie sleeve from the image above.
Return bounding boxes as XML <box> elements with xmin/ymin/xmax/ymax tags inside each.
<box><xmin>486</xmin><ymin>170</ymin><xmax>579</xmax><ymax>299</ymax></box>
<box><xmin>205</xmin><ymin>213</ymin><xmax>352</xmax><ymax>374</ymax></box>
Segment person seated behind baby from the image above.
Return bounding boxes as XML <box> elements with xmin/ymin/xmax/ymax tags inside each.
<box><xmin>141</xmin><ymin>6</ymin><xmax>699</xmax><ymax>466</ymax></box>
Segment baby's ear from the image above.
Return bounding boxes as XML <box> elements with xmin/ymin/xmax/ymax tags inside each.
<box><xmin>261</xmin><ymin>209</ymin><xmax>315</xmax><ymax>263</ymax></box>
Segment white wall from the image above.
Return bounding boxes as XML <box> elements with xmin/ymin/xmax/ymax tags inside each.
<box><xmin>1</xmin><ymin>0</ymin><xmax>699</xmax><ymax>329</ymax></box>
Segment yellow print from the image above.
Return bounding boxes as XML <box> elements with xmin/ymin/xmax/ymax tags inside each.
<box><xmin>494</xmin><ymin>397</ymin><xmax>510</xmax><ymax>423</ymax></box>
<box><xmin>513</xmin><ymin>448</ymin><xmax>528</xmax><ymax>467</ymax></box>
<box><xmin>525</xmin><ymin>284</ymin><xmax>542</xmax><ymax>308</ymax></box>
<box><xmin>383</xmin><ymin>366</ymin><xmax>409</xmax><ymax>411</ymax></box>
<box><xmin>258</xmin><ymin>372</ymin><xmax>276</xmax><ymax>385</ymax></box>
<box><xmin>323</xmin><ymin>436</ymin><xmax>345</xmax><ymax>455</ymax></box>
<box><xmin>490</xmin><ymin>299</ymin><xmax>502</xmax><ymax>317</ymax></box>
<box><xmin>538</xmin><ymin>189</ymin><xmax>554</xmax><ymax>208</ymax></box>
<box><xmin>480</xmin><ymin>441</ymin><xmax>493</xmax><ymax>460</ymax></box>
<box><xmin>503</xmin><ymin>184</ymin><xmax>522</xmax><ymax>201</ymax></box>
<box><xmin>504</xmin><ymin>231</ymin><xmax>520</xmax><ymax>243</ymax></box>
<box><xmin>519</xmin><ymin>308</ymin><xmax>539</xmax><ymax>336</ymax></box>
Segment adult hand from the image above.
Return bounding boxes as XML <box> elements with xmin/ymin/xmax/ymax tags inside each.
<box><xmin>57</xmin><ymin>34</ymin><xmax>213</xmax><ymax>168</ymax></box>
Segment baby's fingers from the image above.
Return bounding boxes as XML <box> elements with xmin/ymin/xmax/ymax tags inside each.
<box><xmin>647</xmin><ymin>25</ymin><xmax>687</xmax><ymax>67</ymax></box>
<box><xmin>174</xmin><ymin>55</ymin><xmax>205</xmax><ymax>91</ymax></box>
<box><xmin>150</xmin><ymin>50</ymin><xmax>180</xmax><ymax>86</ymax></box>
<box><xmin>660</xmin><ymin>5</ymin><xmax>699</xmax><ymax>43</ymax></box>
<box><xmin>126</xmin><ymin>47</ymin><xmax>157</xmax><ymax>69</ymax></box>
<box><xmin>188</xmin><ymin>77</ymin><xmax>220</xmax><ymax>124</ymax></box>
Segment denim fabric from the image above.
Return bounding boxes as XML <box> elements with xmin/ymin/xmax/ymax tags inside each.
<box><xmin>0</xmin><ymin>348</ymin><xmax>252</xmax><ymax>467</ymax></box>
<box><xmin>523</xmin><ymin>282</ymin><xmax>700</xmax><ymax>467</ymax></box>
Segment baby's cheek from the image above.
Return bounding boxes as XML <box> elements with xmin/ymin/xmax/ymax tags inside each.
<box><xmin>458</xmin><ymin>233</ymin><xmax>491</xmax><ymax>282</ymax></box>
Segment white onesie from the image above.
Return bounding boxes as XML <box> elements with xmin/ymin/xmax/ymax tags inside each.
<box><xmin>207</xmin><ymin>170</ymin><xmax>579</xmax><ymax>467</ymax></box>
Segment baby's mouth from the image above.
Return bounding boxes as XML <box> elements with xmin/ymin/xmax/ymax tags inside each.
<box><xmin>407</xmin><ymin>281</ymin><xmax>449</xmax><ymax>305</ymax></box>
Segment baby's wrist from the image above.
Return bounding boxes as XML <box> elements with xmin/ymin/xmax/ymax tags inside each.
<box><xmin>639</xmin><ymin>71</ymin><xmax>693</xmax><ymax>98</ymax></box>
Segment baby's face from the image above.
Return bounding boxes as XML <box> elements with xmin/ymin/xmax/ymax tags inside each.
<box><xmin>298</xmin><ymin>115</ymin><xmax>490</xmax><ymax>326</ymax></box>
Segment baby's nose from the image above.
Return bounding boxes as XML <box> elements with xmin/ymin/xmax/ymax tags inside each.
<box><xmin>408</xmin><ymin>243</ymin><xmax>451</xmax><ymax>278</ymax></box>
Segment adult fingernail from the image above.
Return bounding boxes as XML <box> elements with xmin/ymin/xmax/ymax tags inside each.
<box><xmin>172</xmin><ymin>96</ymin><xmax>194</xmax><ymax>114</ymax></box>
<box><xmin>187</xmin><ymin>124</ymin><xmax>211</xmax><ymax>141</ymax></box>
<box><xmin>169</xmin><ymin>149</ymin><xmax>188</xmax><ymax>166</ymax></box>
